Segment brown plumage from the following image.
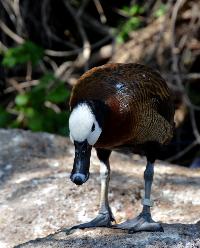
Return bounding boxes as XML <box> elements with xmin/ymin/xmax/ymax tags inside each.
<box><xmin>70</xmin><ymin>63</ymin><xmax>174</xmax><ymax>150</ymax></box>
<box><xmin>68</xmin><ymin>63</ymin><xmax>175</xmax><ymax>233</ymax></box>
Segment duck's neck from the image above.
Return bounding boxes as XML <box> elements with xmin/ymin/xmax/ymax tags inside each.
<box><xmin>80</xmin><ymin>100</ymin><xmax>109</xmax><ymax>130</ymax></box>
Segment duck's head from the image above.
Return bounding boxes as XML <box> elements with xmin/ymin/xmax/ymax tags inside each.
<box><xmin>69</xmin><ymin>102</ymin><xmax>102</xmax><ymax>185</ymax></box>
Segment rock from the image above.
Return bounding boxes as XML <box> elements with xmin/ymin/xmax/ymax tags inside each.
<box><xmin>0</xmin><ymin>129</ymin><xmax>199</xmax><ymax>248</ymax></box>
<box><xmin>15</xmin><ymin>225</ymin><xmax>200</xmax><ymax>248</ymax></box>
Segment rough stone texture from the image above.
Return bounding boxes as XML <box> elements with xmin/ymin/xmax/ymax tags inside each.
<box><xmin>0</xmin><ymin>129</ymin><xmax>199</xmax><ymax>248</ymax></box>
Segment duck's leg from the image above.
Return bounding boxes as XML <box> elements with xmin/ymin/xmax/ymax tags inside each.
<box><xmin>114</xmin><ymin>161</ymin><xmax>163</xmax><ymax>233</ymax></box>
<box><xmin>68</xmin><ymin>149</ymin><xmax>114</xmax><ymax>231</ymax></box>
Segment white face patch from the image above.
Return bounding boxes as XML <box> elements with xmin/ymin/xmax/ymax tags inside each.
<box><xmin>69</xmin><ymin>103</ymin><xmax>102</xmax><ymax>145</ymax></box>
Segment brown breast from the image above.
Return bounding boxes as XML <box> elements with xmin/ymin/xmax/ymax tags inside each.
<box><xmin>69</xmin><ymin>63</ymin><xmax>175</xmax><ymax>148</ymax></box>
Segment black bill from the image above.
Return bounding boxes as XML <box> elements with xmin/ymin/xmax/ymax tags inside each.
<box><xmin>70</xmin><ymin>140</ymin><xmax>92</xmax><ymax>185</ymax></box>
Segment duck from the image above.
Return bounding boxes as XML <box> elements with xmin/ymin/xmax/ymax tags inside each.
<box><xmin>68</xmin><ymin>63</ymin><xmax>175</xmax><ymax>233</ymax></box>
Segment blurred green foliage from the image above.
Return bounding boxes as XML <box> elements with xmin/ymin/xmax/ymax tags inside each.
<box><xmin>117</xmin><ymin>3</ymin><xmax>167</xmax><ymax>43</ymax></box>
<box><xmin>13</xmin><ymin>74</ymin><xmax>70</xmax><ymax>135</ymax></box>
<box><xmin>2</xmin><ymin>41</ymin><xmax>44</xmax><ymax>68</ymax></box>
<box><xmin>0</xmin><ymin>41</ymin><xmax>70</xmax><ymax>136</ymax></box>
<box><xmin>116</xmin><ymin>4</ymin><xmax>144</xmax><ymax>43</ymax></box>
<box><xmin>0</xmin><ymin>106</ymin><xmax>12</xmax><ymax>127</ymax></box>
<box><xmin>153</xmin><ymin>4</ymin><xmax>167</xmax><ymax>18</ymax></box>
<box><xmin>122</xmin><ymin>4</ymin><xmax>145</xmax><ymax>16</ymax></box>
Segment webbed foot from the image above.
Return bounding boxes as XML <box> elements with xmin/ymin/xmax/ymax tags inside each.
<box><xmin>65</xmin><ymin>211</ymin><xmax>115</xmax><ymax>235</ymax></box>
<box><xmin>113</xmin><ymin>213</ymin><xmax>163</xmax><ymax>233</ymax></box>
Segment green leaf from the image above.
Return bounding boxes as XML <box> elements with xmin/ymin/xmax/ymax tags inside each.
<box><xmin>116</xmin><ymin>35</ymin><xmax>125</xmax><ymax>44</ymax></box>
<box><xmin>46</xmin><ymin>84</ymin><xmax>70</xmax><ymax>103</ymax></box>
<box><xmin>15</xmin><ymin>94</ymin><xmax>29</xmax><ymax>106</ymax></box>
<box><xmin>122</xmin><ymin>6</ymin><xmax>129</xmax><ymax>13</ymax></box>
<box><xmin>28</xmin><ymin>116</ymin><xmax>44</xmax><ymax>131</ymax></box>
<box><xmin>30</xmin><ymin>73</ymin><xmax>58</xmax><ymax>106</ymax></box>
<box><xmin>154</xmin><ymin>4</ymin><xmax>167</xmax><ymax>18</ymax></box>
<box><xmin>1</xmin><ymin>70</ymin><xmax>70</xmax><ymax>135</ymax></box>
<box><xmin>122</xmin><ymin>4</ymin><xmax>144</xmax><ymax>16</ymax></box>
<box><xmin>129</xmin><ymin>5</ymin><xmax>142</xmax><ymax>15</ymax></box>
<box><xmin>23</xmin><ymin>107</ymin><xmax>35</xmax><ymax>118</ymax></box>
<box><xmin>117</xmin><ymin>17</ymin><xmax>142</xmax><ymax>43</ymax></box>
<box><xmin>38</xmin><ymin>73</ymin><xmax>55</xmax><ymax>87</ymax></box>
<box><xmin>57</xmin><ymin>112</ymin><xmax>69</xmax><ymax>135</ymax></box>
<box><xmin>0</xmin><ymin>106</ymin><xmax>12</xmax><ymax>127</ymax></box>
<box><xmin>9</xmin><ymin>120</ymin><xmax>21</xmax><ymax>128</ymax></box>
<box><xmin>2</xmin><ymin>41</ymin><xmax>44</xmax><ymax>68</ymax></box>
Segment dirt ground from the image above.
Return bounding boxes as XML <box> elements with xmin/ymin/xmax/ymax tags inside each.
<box><xmin>0</xmin><ymin>129</ymin><xmax>200</xmax><ymax>248</ymax></box>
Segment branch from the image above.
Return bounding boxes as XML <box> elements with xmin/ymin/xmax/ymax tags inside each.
<box><xmin>55</xmin><ymin>61</ymin><xmax>72</xmax><ymax>79</ymax></box>
<box><xmin>4</xmin><ymin>80</ymin><xmax>39</xmax><ymax>94</ymax></box>
<box><xmin>93</xmin><ymin>0</ymin><xmax>107</xmax><ymax>24</ymax></box>
<box><xmin>41</xmin><ymin>0</ymin><xmax>78</xmax><ymax>49</ymax></box>
<box><xmin>6</xmin><ymin>78</ymin><xmax>25</xmax><ymax>93</ymax></box>
<box><xmin>1</xmin><ymin>0</ymin><xmax>16</xmax><ymax>24</ymax></box>
<box><xmin>82</xmin><ymin>12</ymin><xmax>111</xmax><ymax>35</ymax></box>
<box><xmin>0</xmin><ymin>41</ymin><xmax>8</xmax><ymax>52</ymax></box>
<box><xmin>44</xmin><ymin>35</ymin><xmax>112</xmax><ymax>58</ymax></box>
<box><xmin>170</xmin><ymin>0</ymin><xmax>200</xmax><ymax>145</ymax></box>
<box><xmin>167</xmin><ymin>140</ymin><xmax>198</xmax><ymax>162</ymax></box>
<box><xmin>77</xmin><ymin>0</ymin><xmax>90</xmax><ymax>17</ymax></box>
<box><xmin>43</xmin><ymin>56</ymin><xmax>58</xmax><ymax>71</ymax></box>
<box><xmin>0</xmin><ymin>19</ymin><xmax>24</xmax><ymax>44</ymax></box>
<box><xmin>13</xmin><ymin>0</ymin><xmax>24</xmax><ymax>35</ymax></box>
<box><xmin>44</xmin><ymin>48</ymin><xmax>82</xmax><ymax>57</ymax></box>
<box><xmin>63</xmin><ymin>0</ymin><xmax>91</xmax><ymax>70</ymax></box>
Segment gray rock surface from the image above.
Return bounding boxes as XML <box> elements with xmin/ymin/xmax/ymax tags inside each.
<box><xmin>0</xmin><ymin>129</ymin><xmax>199</xmax><ymax>248</ymax></box>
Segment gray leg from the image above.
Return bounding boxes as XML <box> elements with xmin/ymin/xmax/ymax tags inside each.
<box><xmin>67</xmin><ymin>149</ymin><xmax>114</xmax><ymax>233</ymax></box>
<box><xmin>92</xmin><ymin>153</ymin><xmax>115</xmax><ymax>225</ymax></box>
<box><xmin>142</xmin><ymin>161</ymin><xmax>154</xmax><ymax>215</ymax></box>
<box><xmin>114</xmin><ymin>161</ymin><xmax>163</xmax><ymax>233</ymax></box>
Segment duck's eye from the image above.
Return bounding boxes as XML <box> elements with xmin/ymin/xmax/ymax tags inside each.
<box><xmin>91</xmin><ymin>123</ymin><xmax>95</xmax><ymax>132</ymax></box>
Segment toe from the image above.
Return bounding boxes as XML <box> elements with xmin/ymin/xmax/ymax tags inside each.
<box><xmin>66</xmin><ymin>212</ymin><xmax>114</xmax><ymax>233</ymax></box>
<box><xmin>112</xmin><ymin>217</ymin><xmax>141</xmax><ymax>230</ymax></box>
<box><xmin>112</xmin><ymin>215</ymin><xmax>164</xmax><ymax>233</ymax></box>
<box><xmin>129</xmin><ymin>221</ymin><xmax>164</xmax><ymax>233</ymax></box>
